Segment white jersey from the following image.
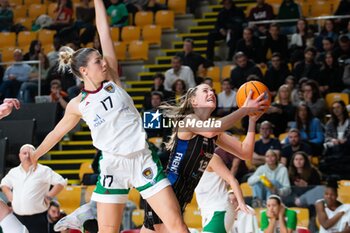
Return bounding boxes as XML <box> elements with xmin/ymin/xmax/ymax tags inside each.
<box><xmin>318</xmin><ymin>201</ymin><xmax>350</xmax><ymax>233</ymax></box>
<box><xmin>195</xmin><ymin>170</ymin><xmax>228</xmax><ymax>212</ymax></box>
<box><xmin>79</xmin><ymin>81</ymin><xmax>147</xmax><ymax>156</ymax></box>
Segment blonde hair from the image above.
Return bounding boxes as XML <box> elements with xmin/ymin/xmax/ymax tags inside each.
<box><xmin>274</xmin><ymin>84</ymin><xmax>292</xmax><ymax>104</ymax></box>
<box><xmin>160</xmin><ymin>87</ymin><xmax>198</xmax><ymax>150</ymax></box>
<box><xmin>20</xmin><ymin>144</ymin><xmax>36</xmax><ymax>152</ymax></box>
<box><xmin>266</xmin><ymin>149</ymin><xmax>281</xmax><ymax>165</ymax></box>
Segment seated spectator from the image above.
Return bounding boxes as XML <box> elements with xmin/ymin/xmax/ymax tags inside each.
<box><xmin>143</xmin><ymin>73</ymin><xmax>171</xmax><ymax>110</ymax></box>
<box><xmin>170</xmin><ymin>79</ymin><xmax>187</xmax><ymax>106</ymax></box>
<box><xmin>0</xmin><ymin>0</ymin><xmax>13</xmax><ymax>32</ymax></box>
<box><xmin>315</xmin><ymin>20</ymin><xmax>339</xmax><ymax>52</ymax></box>
<box><xmin>277</xmin><ymin>0</ymin><xmax>301</xmax><ymax>35</ymax></box>
<box><xmin>319</xmin><ymin>52</ymin><xmax>344</xmax><ymax>94</ymax></box>
<box><xmin>47</xmin><ymin>201</ymin><xmax>67</xmax><ymax>233</ymax></box>
<box><xmin>334</xmin><ymin>35</ymin><xmax>350</xmax><ymax>62</ymax></box>
<box><xmin>45</xmin><ymin>0</ymin><xmax>74</xmax><ymax>33</ymax></box>
<box><xmin>230</xmin><ymin>52</ymin><xmax>263</xmax><ymax>90</ymax></box>
<box><xmin>315</xmin><ymin>180</ymin><xmax>350</xmax><ymax>233</ymax></box>
<box><xmin>142</xmin><ymin>0</ymin><xmax>167</xmax><ymax>13</ymax></box>
<box><xmin>292</xmin><ymin>47</ymin><xmax>320</xmax><ymax>82</ymax></box>
<box><xmin>316</xmin><ymin>37</ymin><xmax>335</xmax><ymax>65</ymax></box>
<box><xmin>260</xmin><ymin>195</ymin><xmax>297</xmax><ymax>233</ymax></box>
<box><xmin>290</xmin><ymin>76</ymin><xmax>309</xmax><ymax>106</ymax></box>
<box><xmin>281</xmin><ymin>128</ymin><xmax>312</xmax><ymax>167</ymax></box>
<box><xmin>164</xmin><ymin>56</ymin><xmax>195</xmax><ymax>91</ymax></box>
<box><xmin>263</xmin><ymin>84</ymin><xmax>296</xmax><ymax>137</ymax></box>
<box><xmin>50</xmin><ymin>79</ymin><xmax>69</xmax><ymax>120</ymax></box>
<box><xmin>263</xmin><ymin>24</ymin><xmax>289</xmax><ymax>62</ymax></box>
<box><xmin>263</xmin><ymin>53</ymin><xmax>290</xmax><ymax>97</ymax></box>
<box><xmin>176</xmin><ymin>38</ymin><xmax>213</xmax><ymax>78</ymax></box>
<box><xmin>248</xmin><ymin>149</ymin><xmax>291</xmax><ymax>206</ymax></box>
<box><xmin>23</xmin><ymin>40</ymin><xmax>43</xmax><ymax>61</ymax></box>
<box><xmin>252</xmin><ymin>121</ymin><xmax>282</xmax><ymax>167</ymax></box>
<box><xmin>107</xmin><ymin>0</ymin><xmax>129</xmax><ymax>28</ymax></box>
<box><xmin>235</xmin><ymin>27</ymin><xmax>263</xmax><ymax>63</ymax></box>
<box><xmin>321</xmin><ymin>100</ymin><xmax>350</xmax><ymax>180</ymax></box>
<box><xmin>248</xmin><ymin>0</ymin><xmax>274</xmax><ymax>36</ymax></box>
<box><xmin>302</xmin><ymin>79</ymin><xmax>327</xmax><ymax>119</ymax></box>
<box><xmin>206</xmin><ymin>0</ymin><xmax>245</xmax><ymax>61</ymax></box>
<box><xmin>73</xmin><ymin>0</ymin><xmax>96</xmax><ymax>45</ymax></box>
<box><xmin>47</xmin><ymin>35</ymin><xmax>63</xmax><ymax>68</ymax></box>
<box><xmin>217</xmin><ymin>78</ymin><xmax>237</xmax><ymax>117</ymax></box>
<box><xmin>285</xmin><ymin>75</ymin><xmax>299</xmax><ymax>106</ymax></box>
<box><xmin>0</xmin><ymin>49</ymin><xmax>31</xmax><ymax>100</ymax></box>
<box><xmin>288</xmin><ymin>151</ymin><xmax>324</xmax><ymax>207</ymax></box>
<box><xmin>289</xmin><ymin>19</ymin><xmax>311</xmax><ymax>64</ymax></box>
<box><xmin>287</xmin><ymin>102</ymin><xmax>325</xmax><ymax>155</ymax></box>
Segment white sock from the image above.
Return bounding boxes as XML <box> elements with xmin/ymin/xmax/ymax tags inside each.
<box><xmin>0</xmin><ymin>213</ymin><xmax>29</xmax><ymax>233</ymax></box>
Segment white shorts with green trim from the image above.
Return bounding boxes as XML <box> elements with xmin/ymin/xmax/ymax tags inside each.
<box><xmin>91</xmin><ymin>149</ymin><xmax>170</xmax><ymax>204</ymax></box>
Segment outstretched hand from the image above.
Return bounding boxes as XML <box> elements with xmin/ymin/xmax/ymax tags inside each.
<box><xmin>0</xmin><ymin>98</ymin><xmax>20</xmax><ymax>119</ymax></box>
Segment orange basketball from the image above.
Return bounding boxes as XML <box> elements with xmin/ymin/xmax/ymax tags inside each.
<box><xmin>236</xmin><ymin>81</ymin><xmax>271</xmax><ymax>113</ymax></box>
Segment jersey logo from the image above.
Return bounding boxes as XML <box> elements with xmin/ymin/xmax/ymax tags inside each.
<box><xmin>104</xmin><ymin>83</ymin><xmax>115</xmax><ymax>93</ymax></box>
<box><xmin>142</xmin><ymin>167</ymin><xmax>154</xmax><ymax>180</ymax></box>
<box><xmin>93</xmin><ymin>114</ymin><xmax>106</xmax><ymax>127</ymax></box>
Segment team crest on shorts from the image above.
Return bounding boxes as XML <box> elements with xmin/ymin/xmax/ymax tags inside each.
<box><xmin>104</xmin><ymin>84</ymin><xmax>115</xmax><ymax>93</ymax></box>
<box><xmin>142</xmin><ymin>167</ymin><xmax>154</xmax><ymax>179</ymax></box>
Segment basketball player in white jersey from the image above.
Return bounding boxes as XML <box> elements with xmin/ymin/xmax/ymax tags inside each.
<box><xmin>29</xmin><ymin>1</ymin><xmax>189</xmax><ymax>232</ymax></box>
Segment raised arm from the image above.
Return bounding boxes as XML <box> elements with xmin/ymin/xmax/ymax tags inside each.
<box><xmin>94</xmin><ymin>0</ymin><xmax>121</xmax><ymax>86</ymax></box>
<box><xmin>31</xmin><ymin>99</ymin><xmax>82</xmax><ymax>167</ymax></box>
<box><xmin>316</xmin><ymin>201</ymin><xmax>345</xmax><ymax>230</ymax></box>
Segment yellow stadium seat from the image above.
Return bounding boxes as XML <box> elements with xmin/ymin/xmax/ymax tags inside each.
<box><xmin>206</xmin><ymin>66</ymin><xmax>220</xmax><ymax>82</ymax></box>
<box><xmin>168</xmin><ymin>0</ymin><xmax>187</xmax><ymax>14</ymax></box>
<box><xmin>184</xmin><ymin>205</ymin><xmax>202</xmax><ymax>229</ymax></box>
<box><xmin>338</xmin><ymin>180</ymin><xmax>350</xmax><ymax>204</ymax></box>
<box><xmin>110</xmin><ymin>27</ymin><xmax>120</xmax><ymax>42</ymax></box>
<box><xmin>56</xmin><ymin>186</ymin><xmax>82</xmax><ymax>214</ymax></box>
<box><xmin>0</xmin><ymin>32</ymin><xmax>16</xmax><ymax>48</ymax></box>
<box><xmin>17</xmin><ymin>31</ymin><xmax>38</xmax><ymax>47</ymax></box>
<box><xmin>28</xmin><ymin>4</ymin><xmax>47</xmax><ymax>20</ymax></box>
<box><xmin>84</xmin><ymin>185</ymin><xmax>96</xmax><ymax>203</ymax></box>
<box><xmin>310</xmin><ymin>1</ymin><xmax>333</xmax><ymax>17</ymax></box>
<box><xmin>290</xmin><ymin>207</ymin><xmax>309</xmax><ymax>228</ymax></box>
<box><xmin>79</xmin><ymin>162</ymin><xmax>93</xmax><ymax>182</ymax></box>
<box><xmin>279</xmin><ymin>132</ymin><xmax>288</xmax><ymax>144</ymax></box>
<box><xmin>47</xmin><ymin>3</ymin><xmax>57</xmax><ymax>18</ymax></box>
<box><xmin>0</xmin><ymin>47</ymin><xmax>17</xmax><ymax>62</ymax></box>
<box><xmin>325</xmin><ymin>92</ymin><xmax>349</xmax><ymax>108</ymax></box>
<box><xmin>132</xmin><ymin>209</ymin><xmax>145</xmax><ymax>227</ymax></box>
<box><xmin>121</xmin><ymin>26</ymin><xmax>141</xmax><ymax>44</ymax></box>
<box><xmin>135</xmin><ymin>11</ymin><xmax>154</xmax><ymax>27</ymax></box>
<box><xmin>38</xmin><ymin>29</ymin><xmax>55</xmax><ymax>45</ymax></box>
<box><xmin>128</xmin><ymin>40</ymin><xmax>149</xmax><ymax>60</ymax></box>
<box><xmin>14</xmin><ymin>17</ymin><xmax>33</xmax><ymax>30</ymax></box>
<box><xmin>128</xmin><ymin>188</ymin><xmax>141</xmax><ymax>209</ymax></box>
<box><xmin>10</xmin><ymin>0</ymin><xmax>23</xmax><ymax>7</ymax></box>
<box><xmin>155</xmin><ymin>10</ymin><xmax>174</xmax><ymax>29</ymax></box>
<box><xmin>114</xmin><ymin>41</ymin><xmax>127</xmax><ymax>60</ymax></box>
<box><xmin>13</xmin><ymin>5</ymin><xmax>27</xmax><ymax>18</ymax></box>
<box><xmin>23</xmin><ymin>0</ymin><xmax>42</xmax><ymax>5</ymax></box>
<box><xmin>19</xmin><ymin>45</ymin><xmax>30</xmax><ymax>54</ymax></box>
<box><xmin>221</xmin><ymin>65</ymin><xmax>234</xmax><ymax>79</ymax></box>
<box><xmin>156</xmin><ymin>0</ymin><xmax>166</xmax><ymax>4</ymax></box>
<box><xmin>142</xmin><ymin>25</ymin><xmax>161</xmax><ymax>45</ymax></box>
<box><xmin>42</xmin><ymin>44</ymin><xmax>54</xmax><ymax>53</ymax></box>
<box><xmin>213</xmin><ymin>81</ymin><xmax>221</xmax><ymax>93</ymax></box>
<box><xmin>240</xmin><ymin>182</ymin><xmax>253</xmax><ymax>197</ymax></box>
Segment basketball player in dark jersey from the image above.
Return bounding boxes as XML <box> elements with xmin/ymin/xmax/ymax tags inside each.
<box><xmin>142</xmin><ymin>84</ymin><xmax>267</xmax><ymax>233</ymax></box>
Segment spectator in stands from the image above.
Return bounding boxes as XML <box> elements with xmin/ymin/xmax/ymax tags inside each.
<box><xmin>321</xmin><ymin>100</ymin><xmax>350</xmax><ymax>179</ymax></box>
<box><xmin>260</xmin><ymin>195</ymin><xmax>297</xmax><ymax>232</ymax></box>
<box><xmin>285</xmin><ymin>75</ymin><xmax>299</xmax><ymax>105</ymax></box>
<box><xmin>302</xmin><ymin>79</ymin><xmax>327</xmax><ymax>119</ymax></box>
<box><xmin>107</xmin><ymin>0</ymin><xmax>129</xmax><ymax>27</ymax></box>
<box><xmin>164</xmin><ymin>56</ymin><xmax>195</xmax><ymax>91</ymax></box>
<box><xmin>46</xmin><ymin>0</ymin><xmax>74</xmax><ymax>33</ymax></box>
<box><xmin>263</xmin><ymin>84</ymin><xmax>296</xmax><ymax>137</ymax></box>
<box><xmin>143</xmin><ymin>73</ymin><xmax>171</xmax><ymax>109</ymax></box>
<box><xmin>0</xmin><ymin>200</ymin><xmax>28</xmax><ymax>233</ymax></box>
<box><xmin>277</xmin><ymin>0</ymin><xmax>301</xmax><ymax>35</ymax></box>
<box><xmin>287</xmin><ymin>151</ymin><xmax>324</xmax><ymax>207</ymax></box>
<box><xmin>292</xmin><ymin>47</ymin><xmax>320</xmax><ymax>82</ymax></box>
<box><xmin>248</xmin><ymin>149</ymin><xmax>291</xmax><ymax>207</ymax></box>
<box><xmin>73</xmin><ymin>0</ymin><xmax>96</xmax><ymax>45</ymax></box>
<box><xmin>206</xmin><ymin>0</ymin><xmax>245</xmax><ymax>61</ymax></box>
<box><xmin>291</xmin><ymin>76</ymin><xmax>308</xmax><ymax>106</ymax></box>
<box><xmin>0</xmin><ymin>98</ymin><xmax>19</xmax><ymax>120</ymax></box>
<box><xmin>281</xmin><ymin>128</ymin><xmax>312</xmax><ymax>167</ymax></box>
<box><xmin>50</xmin><ymin>79</ymin><xmax>69</xmax><ymax>121</ymax></box>
<box><xmin>319</xmin><ymin>52</ymin><xmax>344</xmax><ymax>94</ymax></box>
<box><xmin>0</xmin><ymin>49</ymin><xmax>31</xmax><ymax>100</ymax></box>
<box><xmin>263</xmin><ymin>23</ymin><xmax>289</xmax><ymax>62</ymax></box>
<box><xmin>316</xmin><ymin>37</ymin><xmax>335</xmax><ymax>65</ymax></box>
<box><xmin>47</xmin><ymin>201</ymin><xmax>67</xmax><ymax>233</ymax></box>
<box><xmin>142</xmin><ymin>0</ymin><xmax>167</xmax><ymax>13</ymax></box>
<box><xmin>334</xmin><ymin>35</ymin><xmax>350</xmax><ymax>62</ymax></box>
<box><xmin>176</xmin><ymin>38</ymin><xmax>213</xmax><ymax>77</ymax></box>
<box><xmin>47</xmin><ymin>35</ymin><xmax>63</xmax><ymax>68</ymax></box>
<box><xmin>315</xmin><ymin>20</ymin><xmax>339</xmax><ymax>52</ymax></box>
<box><xmin>248</xmin><ymin>0</ymin><xmax>274</xmax><ymax>36</ymax></box>
<box><xmin>170</xmin><ymin>79</ymin><xmax>187</xmax><ymax>105</ymax></box>
<box><xmin>315</xmin><ymin>180</ymin><xmax>350</xmax><ymax>233</ymax></box>
<box><xmin>289</xmin><ymin>19</ymin><xmax>312</xmax><ymax>64</ymax></box>
<box><xmin>287</xmin><ymin>102</ymin><xmax>324</xmax><ymax>155</ymax></box>
<box><xmin>0</xmin><ymin>144</ymin><xmax>67</xmax><ymax>233</ymax></box>
<box><xmin>252</xmin><ymin>121</ymin><xmax>282</xmax><ymax>167</ymax></box>
<box><xmin>263</xmin><ymin>53</ymin><xmax>290</xmax><ymax>96</ymax></box>
<box><xmin>0</xmin><ymin>0</ymin><xmax>13</xmax><ymax>32</ymax></box>
<box><xmin>217</xmin><ymin>78</ymin><xmax>237</xmax><ymax>117</ymax></box>
<box><xmin>230</xmin><ymin>52</ymin><xmax>263</xmax><ymax>89</ymax></box>
<box><xmin>235</xmin><ymin>27</ymin><xmax>264</xmax><ymax>63</ymax></box>
<box><xmin>23</xmin><ymin>40</ymin><xmax>43</xmax><ymax>61</ymax></box>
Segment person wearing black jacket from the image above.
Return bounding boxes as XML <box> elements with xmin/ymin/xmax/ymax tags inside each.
<box><xmin>263</xmin><ymin>23</ymin><xmax>289</xmax><ymax>62</ymax></box>
<box><xmin>206</xmin><ymin>0</ymin><xmax>245</xmax><ymax>61</ymax></box>
<box><xmin>235</xmin><ymin>27</ymin><xmax>264</xmax><ymax>63</ymax></box>
<box><xmin>292</xmin><ymin>47</ymin><xmax>320</xmax><ymax>82</ymax></box>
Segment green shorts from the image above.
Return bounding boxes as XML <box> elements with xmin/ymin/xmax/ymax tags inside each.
<box><xmin>202</xmin><ymin>207</ymin><xmax>235</xmax><ymax>233</ymax></box>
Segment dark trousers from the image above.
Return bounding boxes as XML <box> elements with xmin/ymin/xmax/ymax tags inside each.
<box><xmin>0</xmin><ymin>80</ymin><xmax>22</xmax><ymax>100</ymax></box>
<box><xmin>206</xmin><ymin>31</ymin><xmax>226</xmax><ymax>61</ymax></box>
<box><xmin>15</xmin><ymin>211</ymin><xmax>48</xmax><ymax>233</ymax></box>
